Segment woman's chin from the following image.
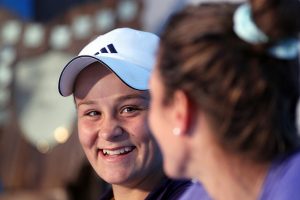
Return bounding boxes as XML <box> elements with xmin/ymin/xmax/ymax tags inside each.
<box><xmin>101</xmin><ymin>172</ymin><xmax>131</xmax><ymax>185</ymax></box>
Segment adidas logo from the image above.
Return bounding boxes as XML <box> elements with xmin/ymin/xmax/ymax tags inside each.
<box><xmin>95</xmin><ymin>43</ymin><xmax>118</xmax><ymax>55</ymax></box>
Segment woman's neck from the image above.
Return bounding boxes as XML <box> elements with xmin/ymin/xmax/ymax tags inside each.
<box><xmin>112</xmin><ymin>168</ymin><xmax>165</xmax><ymax>200</ymax></box>
<box><xmin>187</xmin><ymin>116</ymin><xmax>271</xmax><ymax>200</ymax></box>
<box><xmin>112</xmin><ymin>186</ymin><xmax>150</xmax><ymax>200</ymax></box>
<box><xmin>195</xmin><ymin>144</ymin><xmax>270</xmax><ymax>200</ymax></box>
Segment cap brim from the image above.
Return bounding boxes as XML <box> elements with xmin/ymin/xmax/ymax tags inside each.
<box><xmin>58</xmin><ymin>55</ymin><xmax>150</xmax><ymax>96</ymax></box>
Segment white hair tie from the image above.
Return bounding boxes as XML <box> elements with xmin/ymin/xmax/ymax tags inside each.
<box><xmin>233</xmin><ymin>3</ymin><xmax>268</xmax><ymax>44</ymax></box>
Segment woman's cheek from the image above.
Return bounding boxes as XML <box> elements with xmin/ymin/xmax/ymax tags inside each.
<box><xmin>131</xmin><ymin>116</ymin><xmax>152</xmax><ymax>141</ymax></box>
<box><xmin>78</xmin><ymin>119</ymin><xmax>98</xmax><ymax>148</ymax></box>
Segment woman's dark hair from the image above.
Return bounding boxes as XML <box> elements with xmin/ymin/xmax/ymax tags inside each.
<box><xmin>157</xmin><ymin>0</ymin><xmax>300</xmax><ymax>162</ymax></box>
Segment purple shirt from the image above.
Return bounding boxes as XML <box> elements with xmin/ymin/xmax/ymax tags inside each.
<box><xmin>259</xmin><ymin>149</ymin><xmax>300</xmax><ymax>200</ymax></box>
<box><xmin>180</xmin><ymin>150</ymin><xmax>300</xmax><ymax>200</ymax></box>
<box><xmin>179</xmin><ymin>181</ymin><xmax>211</xmax><ymax>200</ymax></box>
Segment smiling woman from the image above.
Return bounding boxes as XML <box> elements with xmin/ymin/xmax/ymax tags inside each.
<box><xmin>58</xmin><ymin>28</ymin><xmax>194</xmax><ymax>200</ymax></box>
<box><xmin>74</xmin><ymin>65</ymin><xmax>158</xmax><ymax>188</ymax></box>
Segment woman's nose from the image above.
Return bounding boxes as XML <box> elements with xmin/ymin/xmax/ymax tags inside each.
<box><xmin>98</xmin><ymin>118</ymin><xmax>124</xmax><ymax>141</ymax></box>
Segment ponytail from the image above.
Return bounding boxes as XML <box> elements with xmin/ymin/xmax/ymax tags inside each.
<box><xmin>250</xmin><ymin>0</ymin><xmax>300</xmax><ymax>40</ymax></box>
<box><xmin>233</xmin><ymin>1</ymin><xmax>300</xmax><ymax>59</ymax></box>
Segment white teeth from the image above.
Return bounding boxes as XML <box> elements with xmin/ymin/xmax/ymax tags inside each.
<box><xmin>102</xmin><ymin>146</ymin><xmax>134</xmax><ymax>156</ymax></box>
<box><xmin>125</xmin><ymin>147</ymin><xmax>131</xmax><ymax>151</ymax></box>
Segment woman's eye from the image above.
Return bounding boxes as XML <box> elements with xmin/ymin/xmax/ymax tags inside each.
<box><xmin>121</xmin><ymin>106</ymin><xmax>142</xmax><ymax>114</ymax></box>
<box><xmin>123</xmin><ymin>107</ymin><xmax>136</xmax><ymax>113</ymax></box>
<box><xmin>86</xmin><ymin>111</ymin><xmax>100</xmax><ymax>117</ymax></box>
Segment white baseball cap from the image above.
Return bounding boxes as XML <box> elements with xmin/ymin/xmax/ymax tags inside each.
<box><xmin>58</xmin><ymin>28</ymin><xmax>159</xmax><ymax>96</ymax></box>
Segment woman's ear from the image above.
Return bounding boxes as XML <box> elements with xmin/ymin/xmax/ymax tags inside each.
<box><xmin>171</xmin><ymin>90</ymin><xmax>195</xmax><ymax>136</ymax></box>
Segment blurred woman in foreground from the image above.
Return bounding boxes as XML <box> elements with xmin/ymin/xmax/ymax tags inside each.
<box><xmin>149</xmin><ymin>0</ymin><xmax>300</xmax><ymax>199</ymax></box>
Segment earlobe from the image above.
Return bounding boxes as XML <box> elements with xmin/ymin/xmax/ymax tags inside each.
<box><xmin>172</xmin><ymin>127</ymin><xmax>182</xmax><ymax>136</ymax></box>
<box><xmin>172</xmin><ymin>90</ymin><xmax>195</xmax><ymax>136</ymax></box>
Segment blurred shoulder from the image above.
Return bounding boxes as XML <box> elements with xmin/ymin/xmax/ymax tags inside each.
<box><xmin>260</xmin><ymin>149</ymin><xmax>300</xmax><ymax>200</ymax></box>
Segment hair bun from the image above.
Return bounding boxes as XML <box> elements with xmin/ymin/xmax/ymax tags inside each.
<box><xmin>250</xmin><ymin>0</ymin><xmax>300</xmax><ymax>40</ymax></box>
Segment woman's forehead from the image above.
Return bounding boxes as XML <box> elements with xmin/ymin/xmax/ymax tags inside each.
<box><xmin>74</xmin><ymin>69</ymin><xmax>149</xmax><ymax>102</ymax></box>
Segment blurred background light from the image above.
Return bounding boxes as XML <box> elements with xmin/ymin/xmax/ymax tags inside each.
<box><xmin>23</xmin><ymin>24</ymin><xmax>45</xmax><ymax>48</ymax></box>
<box><xmin>1</xmin><ymin>20</ymin><xmax>22</xmax><ymax>45</ymax></box>
<box><xmin>54</xmin><ymin>126</ymin><xmax>70</xmax><ymax>144</ymax></box>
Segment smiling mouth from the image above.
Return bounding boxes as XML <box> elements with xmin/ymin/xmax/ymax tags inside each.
<box><xmin>101</xmin><ymin>146</ymin><xmax>136</xmax><ymax>156</ymax></box>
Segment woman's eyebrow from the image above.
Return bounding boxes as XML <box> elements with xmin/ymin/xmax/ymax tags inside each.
<box><xmin>76</xmin><ymin>100</ymin><xmax>98</xmax><ymax>108</ymax></box>
<box><xmin>116</xmin><ymin>94</ymin><xmax>149</xmax><ymax>102</ymax></box>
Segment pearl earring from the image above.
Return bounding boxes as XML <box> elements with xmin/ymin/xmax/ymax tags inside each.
<box><xmin>172</xmin><ymin>127</ymin><xmax>181</xmax><ymax>136</ymax></box>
